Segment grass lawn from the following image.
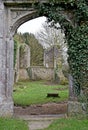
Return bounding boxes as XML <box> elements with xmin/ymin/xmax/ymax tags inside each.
<box><xmin>13</xmin><ymin>80</ymin><xmax>68</xmax><ymax>106</ymax></box>
<box><xmin>0</xmin><ymin>117</ymin><xmax>28</xmax><ymax>130</ymax></box>
<box><xmin>42</xmin><ymin>118</ymin><xmax>88</xmax><ymax>130</ymax></box>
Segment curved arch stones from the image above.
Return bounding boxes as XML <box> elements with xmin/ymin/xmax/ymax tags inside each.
<box><xmin>0</xmin><ymin>0</ymin><xmax>86</xmax><ymax>117</ymax></box>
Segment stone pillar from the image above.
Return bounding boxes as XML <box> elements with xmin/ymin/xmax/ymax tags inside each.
<box><xmin>68</xmin><ymin>74</ymin><xmax>75</xmax><ymax>100</ymax></box>
<box><xmin>19</xmin><ymin>44</ymin><xmax>30</xmax><ymax>69</ymax></box>
<box><xmin>68</xmin><ymin>74</ymin><xmax>87</xmax><ymax>118</ymax></box>
<box><xmin>14</xmin><ymin>45</ymin><xmax>20</xmax><ymax>82</ymax></box>
<box><xmin>0</xmin><ymin>1</ymin><xmax>5</xmax><ymax>100</ymax></box>
<box><xmin>19</xmin><ymin>44</ymin><xmax>30</xmax><ymax>80</ymax></box>
<box><xmin>0</xmin><ymin>1</ymin><xmax>13</xmax><ymax>117</ymax></box>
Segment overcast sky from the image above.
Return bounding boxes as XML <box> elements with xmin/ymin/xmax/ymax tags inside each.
<box><xmin>17</xmin><ymin>16</ymin><xmax>47</xmax><ymax>34</ymax></box>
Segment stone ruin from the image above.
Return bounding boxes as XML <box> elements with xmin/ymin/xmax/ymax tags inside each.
<box><xmin>44</xmin><ymin>46</ymin><xmax>68</xmax><ymax>84</ymax></box>
<box><xmin>0</xmin><ymin>0</ymin><xmax>87</xmax><ymax>117</ymax></box>
<box><xmin>14</xmin><ymin>43</ymin><xmax>67</xmax><ymax>83</ymax></box>
<box><xmin>14</xmin><ymin>43</ymin><xmax>30</xmax><ymax>82</ymax></box>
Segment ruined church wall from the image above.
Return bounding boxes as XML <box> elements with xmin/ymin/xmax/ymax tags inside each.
<box><xmin>19</xmin><ymin>67</ymin><xmax>54</xmax><ymax>81</ymax></box>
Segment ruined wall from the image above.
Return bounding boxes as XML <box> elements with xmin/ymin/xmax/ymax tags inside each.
<box><xmin>0</xmin><ymin>0</ymin><xmax>13</xmax><ymax>117</ymax></box>
<box><xmin>14</xmin><ymin>43</ymin><xmax>30</xmax><ymax>82</ymax></box>
<box><xmin>27</xmin><ymin>67</ymin><xmax>54</xmax><ymax>80</ymax></box>
<box><xmin>44</xmin><ymin>46</ymin><xmax>68</xmax><ymax>84</ymax></box>
<box><xmin>68</xmin><ymin>101</ymin><xmax>87</xmax><ymax>118</ymax></box>
<box><xmin>19</xmin><ymin>44</ymin><xmax>30</xmax><ymax>68</ymax></box>
<box><xmin>44</xmin><ymin>47</ymin><xmax>54</xmax><ymax>68</ymax></box>
<box><xmin>19</xmin><ymin>69</ymin><xmax>29</xmax><ymax>80</ymax></box>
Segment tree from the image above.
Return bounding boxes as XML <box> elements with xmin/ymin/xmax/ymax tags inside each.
<box><xmin>36</xmin><ymin>20</ymin><xmax>68</xmax><ymax>68</ymax></box>
<box><xmin>36</xmin><ymin>20</ymin><xmax>68</xmax><ymax>83</ymax></box>
<box><xmin>23</xmin><ymin>33</ymin><xmax>44</xmax><ymax>66</ymax></box>
<box><xmin>36</xmin><ymin>21</ymin><xmax>64</xmax><ymax>48</ymax></box>
<box><xmin>38</xmin><ymin>0</ymin><xmax>88</xmax><ymax>100</ymax></box>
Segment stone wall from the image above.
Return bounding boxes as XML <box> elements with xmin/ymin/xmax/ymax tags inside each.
<box><xmin>19</xmin><ymin>66</ymin><xmax>68</xmax><ymax>83</ymax></box>
<box><xmin>68</xmin><ymin>101</ymin><xmax>88</xmax><ymax>118</ymax></box>
<box><xmin>14</xmin><ymin>43</ymin><xmax>30</xmax><ymax>82</ymax></box>
<box><xmin>19</xmin><ymin>44</ymin><xmax>30</xmax><ymax>68</ymax></box>
<box><xmin>0</xmin><ymin>0</ymin><xmax>87</xmax><ymax>118</ymax></box>
<box><xmin>44</xmin><ymin>46</ymin><xmax>68</xmax><ymax>84</ymax></box>
<box><xmin>18</xmin><ymin>67</ymin><xmax>54</xmax><ymax>81</ymax></box>
<box><xmin>19</xmin><ymin>69</ymin><xmax>29</xmax><ymax>80</ymax></box>
<box><xmin>44</xmin><ymin>47</ymin><xmax>54</xmax><ymax>68</ymax></box>
<box><xmin>44</xmin><ymin>46</ymin><xmax>61</xmax><ymax>68</ymax></box>
<box><xmin>32</xmin><ymin>67</ymin><xmax>54</xmax><ymax>80</ymax></box>
<box><xmin>14</xmin><ymin>44</ymin><xmax>20</xmax><ymax>82</ymax></box>
<box><xmin>0</xmin><ymin>1</ymin><xmax>14</xmax><ymax>117</ymax></box>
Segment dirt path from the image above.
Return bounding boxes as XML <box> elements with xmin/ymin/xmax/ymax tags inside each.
<box><xmin>15</xmin><ymin>114</ymin><xmax>66</xmax><ymax>130</ymax></box>
<box><xmin>14</xmin><ymin>102</ymin><xmax>67</xmax><ymax>130</ymax></box>
<box><xmin>14</xmin><ymin>102</ymin><xmax>67</xmax><ymax>115</ymax></box>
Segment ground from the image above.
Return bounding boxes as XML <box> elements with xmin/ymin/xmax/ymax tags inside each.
<box><xmin>14</xmin><ymin>81</ymin><xmax>68</xmax><ymax>130</ymax></box>
<box><xmin>14</xmin><ymin>102</ymin><xmax>67</xmax><ymax>115</ymax></box>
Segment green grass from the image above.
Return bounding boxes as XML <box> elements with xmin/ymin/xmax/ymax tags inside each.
<box><xmin>42</xmin><ymin>118</ymin><xmax>88</xmax><ymax>130</ymax></box>
<box><xmin>13</xmin><ymin>80</ymin><xmax>68</xmax><ymax>106</ymax></box>
<box><xmin>0</xmin><ymin>117</ymin><xmax>28</xmax><ymax>130</ymax></box>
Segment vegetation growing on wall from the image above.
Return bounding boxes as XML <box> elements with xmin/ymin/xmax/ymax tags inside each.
<box><xmin>14</xmin><ymin>33</ymin><xmax>44</xmax><ymax>66</ymax></box>
<box><xmin>14</xmin><ymin>40</ymin><xmax>18</xmax><ymax>67</ymax></box>
<box><xmin>37</xmin><ymin>0</ymin><xmax>88</xmax><ymax>99</ymax></box>
<box><xmin>14</xmin><ymin>33</ymin><xmax>24</xmax><ymax>67</ymax></box>
<box><xmin>23</xmin><ymin>33</ymin><xmax>44</xmax><ymax>66</ymax></box>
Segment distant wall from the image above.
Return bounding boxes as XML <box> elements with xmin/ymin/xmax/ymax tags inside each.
<box><xmin>14</xmin><ymin>43</ymin><xmax>30</xmax><ymax>82</ymax></box>
<box><xmin>19</xmin><ymin>69</ymin><xmax>29</xmax><ymax>80</ymax></box>
<box><xmin>44</xmin><ymin>46</ymin><xmax>61</xmax><ymax>68</ymax></box>
<box><xmin>19</xmin><ymin>67</ymin><xmax>54</xmax><ymax>81</ymax></box>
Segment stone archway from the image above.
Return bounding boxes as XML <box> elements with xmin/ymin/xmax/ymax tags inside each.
<box><xmin>0</xmin><ymin>0</ymin><xmax>51</xmax><ymax>117</ymax></box>
<box><xmin>0</xmin><ymin>0</ymin><xmax>86</xmax><ymax>117</ymax></box>
<box><xmin>0</xmin><ymin>0</ymin><xmax>40</xmax><ymax>117</ymax></box>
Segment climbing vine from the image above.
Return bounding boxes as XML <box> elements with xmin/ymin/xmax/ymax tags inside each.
<box><xmin>36</xmin><ymin>0</ymin><xmax>88</xmax><ymax>98</ymax></box>
<box><xmin>14</xmin><ymin>40</ymin><xmax>18</xmax><ymax>67</ymax></box>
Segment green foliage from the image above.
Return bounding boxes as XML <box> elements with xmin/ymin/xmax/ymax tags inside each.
<box><xmin>14</xmin><ymin>40</ymin><xmax>18</xmax><ymax>67</ymax></box>
<box><xmin>43</xmin><ymin>118</ymin><xmax>88</xmax><ymax>130</ymax></box>
<box><xmin>14</xmin><ymin>33</ymin><xmax>44</xmax><ymax>66</ymax></box>
<box><xmin>20</xmin><ymin>44</ymin><xmax>26</xmax><ymax>55</ymax></box>
<box><xmin>23</xmin><ymin>33</ymin><xmax>44</xmax><ymax>66</ymax></box>
<box><xmin>14</xmin><ymin>33</ymin><xmax>24</xmax><ymax>67</ymax></box>
<box><xmin>37</xmin><ymin>0</ymin><xmax>88</xmax><ymax>98</ymax></box>
<box><xmin>68</xmin><ymin>24</ymin><xmax>88</xmax><ymax>96</ymax></box>
<box><xmin>13</xmin><ymin>81</ymin><xmax>68</xmax><ymax>106</ymax></box>
<box><xmin>0</xmin><ymin>118</ymin><xmax>28</xmax><ymax>130</ymax></box>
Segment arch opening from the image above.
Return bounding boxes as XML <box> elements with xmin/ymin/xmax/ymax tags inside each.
<box><xmin>12</xmin><ymin>15</ymin><xmax>67</xmax><ymax>114</ymax></box>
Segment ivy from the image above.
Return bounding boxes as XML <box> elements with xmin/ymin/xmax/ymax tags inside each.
<box><xmin>14</xmin><ymin>40</ymin><xmax>18</xmax><ymax>67</ymax></box>
<box><xmin>37</xmin><ymin>0</ymin><xmax>88</xmax><ymax>98</ymax></box>
<box><xmin>68</xmin><ymin>25</ymin><xmax>88</xmax><ymax>96</ymax></box>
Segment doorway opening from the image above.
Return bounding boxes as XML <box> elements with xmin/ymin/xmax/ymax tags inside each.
<box><xmin>13</xmin><ymin>16</ymin><xmax>69</xmax><ymax>116</ymax></box>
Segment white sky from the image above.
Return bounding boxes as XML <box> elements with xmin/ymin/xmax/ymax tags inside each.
<box><xmin>17</xmin><ymin>16</ymin><xmax>47</xmax><ymax>34</ymax></box>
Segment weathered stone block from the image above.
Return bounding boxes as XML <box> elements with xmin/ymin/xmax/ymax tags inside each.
<box><xmin>0</xmin><ymin>101</ymin><xmax>13</xmax><ymax>117</ymax></box>
<box><xmin>0</xmin><ymin>39</ymin><xmax>3</xmax><ymax>50</ymax></box>
<box><xmin>19</xmin><ymin>44</ymin><xmax>30</xmax><ymax>68</ymax></box>
<box><xmin>0</xmin><ymin>12</ymin><xmax>3</xmax><ymax>37</ymax></box>
<box><xmin>27</xmin><ymin>67</ymin><xmax>54</xmax><ymax>80</ymax></box>
<box><xmin>19</xmin><ymin>69</ymin><xmax>29</xmax><ymax>80</ymax></box>
<box><xmin>67</xmin><ymin>101</ymin><xmax>88</xmax><ymax>118</ymax></box>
